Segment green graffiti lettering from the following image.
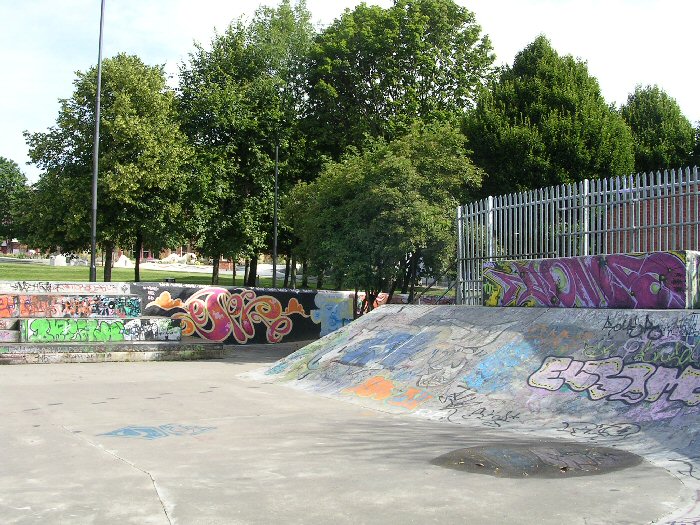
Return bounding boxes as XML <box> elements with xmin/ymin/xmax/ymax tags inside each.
<box><xmin>28</xmin><ymin>318</ymin><xmax>51</xmax><ymax>342</ymax></box>
<box><xmin>109</xmin><ymin>320</ymin><xmax>125</xmax><ymax>342</ymax></box>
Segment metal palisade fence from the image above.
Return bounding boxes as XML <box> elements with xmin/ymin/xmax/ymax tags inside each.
<box><xmin>456</xmin><ymin>166</ymin><xmax>700</xmax><ymax>305</ymax></box>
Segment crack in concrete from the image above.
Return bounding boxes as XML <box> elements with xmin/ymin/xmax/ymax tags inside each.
<box><xmin>61</xmin><ymin>426</ymin><xmax>172</xmax><ymax>525</ymax></box>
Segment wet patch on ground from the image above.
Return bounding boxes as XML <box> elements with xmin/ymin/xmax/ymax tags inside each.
<box><xmin>431</xmin><ymin>441</ymin><xmax>643</xmax><ymax>478</ymax></box>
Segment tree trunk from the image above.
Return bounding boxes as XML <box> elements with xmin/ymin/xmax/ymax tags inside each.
<box><xmin>353</xmin><ymin>286</ymin><xmax>359</xmax><ymax>319</ymax></box>
<box><xmin>246</xmin><ymin>256</ymin><xmax>258</xmax><ymax>287</ymax></box>
<box><xmin>284</xmin><ymin>255</ymin><xmax>291</xmax><ymax>288</ymax></box>
<box><xmin>387</xmin><ymin>278</ymin><xmax>398</xmax><ymax>303</ymax></box>
<box><xmin>333</xmin><ymin>273</ymin><xmax>343</xmax><ymax>291</ymax></box>
<box><xmin>232</xmin><ymin>259</ymin><xmax>237</xmax><ymax>286</ymax></box>
<box><xmin>301</xmin><ymin>260</ymin><xmax>308</xmax><ymax>289</ymax></box>
<box><xmin>408</xmin><ymin>250</ymin><xmax>420</xmax><ymax>303</ymax></box>
<box><xmin>400</xmin><ymin>255</ymin><xmax>410</xmax><ymax>294</ymax></box>
<box><xmin>290</xmin><ymin>255</ymin><xmax>297</xmax><ymax>289</ymax></box>
<box><xmin>134</xmin><ymin>232</ymin><xmax>142</xmax><ymax>283</ymax></box>
<box><xmin>364</xmin><ymin>289</ymin><xmax>378</xmax><ymax>313</ymax></box>
<box><xmin>103</xmin><ymin>241</ymin><xmax>114</xmax><ymax>282</ymax></box>
<box><xmin>316</xmin><ymin>273</ymin><xmax>324</xmax><ymax>290</ymax></box>
<box><xmin>244</xmin><ymin>258</ymin><xmax>249</xmax><ymax>285</ymax></box>
<box><xmin>211</xmin><ymin>256</ymin><xmax>220</xmax><ymax>285</ymax></box>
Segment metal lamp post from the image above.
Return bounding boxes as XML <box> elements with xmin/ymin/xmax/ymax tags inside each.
<box><xmin>89</xmin><ymin>0</ymin><xmax>105</xmax><ymax>282</ymax></box>
<box><xmin>272</xmin><ymin>140</ymin><xmax>279</xmax><ymax>288</ymax></box>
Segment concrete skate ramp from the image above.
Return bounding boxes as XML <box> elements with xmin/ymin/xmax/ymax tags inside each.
<box><xmin>259</xmin><ymin>305</ymin><xmax>700</xmax><ymax>523</ymax></box>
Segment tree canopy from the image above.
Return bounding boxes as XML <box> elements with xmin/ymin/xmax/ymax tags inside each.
<box><xmin>0</xmin><ymin>157</ymin><xmax>29</xmax><ymax>242</ymax></box>
<box><xmin>620</xmin><ymin>85</ymin><xmax>696</xmax><ymax>172</ymax></box>
<box><xmin>288</xmin><ymin>122</ymin><xmax>482</xmax><ymax>307</ymax></box>
<box><xmin>465</xmin><ymin>35</ymin><xmax>635</xmax><ymax>196</ymax></box>
<box><xmin>304</xmin><ymin>0</ymin><xmax>494</xmax><ymax>160</ymax></box>
<box><xmin>25</xmin><ymin>53</ymin><xmax>189</xmax><ymax>279</ymax></box>
<box><xmin>178</xmin><ymin>0</ymin><xmax>314</xmax><ymax>283</ymax></box>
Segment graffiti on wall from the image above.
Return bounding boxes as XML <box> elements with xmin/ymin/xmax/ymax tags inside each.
<box><xmin>311</xmin><ymin>292</ymin><xmax>355</xmax><ymax>336</ymax></box>
<box><xmin>146</xmin><ymin>287</ymin><xmax>309</xmax><ymax>344</ymax></box>
<box><xmin>135</xmin><ymin>283</ymin><xmax>356</xmax><ymax>344</ymax></box>
<box><xmin>528</xmin><ymin>356</ymin><xmax>700</xmax><ymax>406</ymax></box>
<box><xmin>526</xmin><ymin>308</ymin><xmax>700</xmax><ymax>408</ymax></box>
<box><xmin>0</xmin><ymin>295</ymin><xmax>141</xmax><ymax>318</ymax></box>
<box><xmin>0</xmin><ymin>281</ymin><xmax>130</xmax><ymax>295</ymax></box>
<box><xmin>483</xmin><ymin>251</ymin><xmax>691</xmax><ymax>308</ymax></box>
<box><xmin>21</xmin><ymin>318</ymin><xmax>180</xmax><ymax>343</ymax></box>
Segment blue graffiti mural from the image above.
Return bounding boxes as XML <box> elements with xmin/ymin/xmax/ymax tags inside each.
<box><xmin>99</xmin><ymin>424</ymin><xmax>216</xmax><ymax>440</ymax></box>
<box><xmin>310</xmin><ymin>293</ymin><xmax>354</xmax><ymax>336</ymax></box>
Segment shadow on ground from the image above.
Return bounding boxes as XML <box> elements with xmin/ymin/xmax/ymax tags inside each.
<box><xmin>221</xmin><ymin>340</ymin><xmax>309</xmax><ymax>364</ymax></box>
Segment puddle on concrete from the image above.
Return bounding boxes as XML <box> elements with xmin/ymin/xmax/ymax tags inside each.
<box><xmin>431</xmin><ymin>441</ymin><xmax>643</xmax><ymax>478</ymax></box>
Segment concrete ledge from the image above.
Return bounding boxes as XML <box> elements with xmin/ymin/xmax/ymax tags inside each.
<box><xmin>0</xmin><ymin>330</ymin><xmax>19</xmax><ymax>343</ymax></box>
<box><xmin>0</xmin><ymin>340</ymin><xmax>210</xmax><ymax>354</ymax></box>
<box><xmin>0</xmin><ymin>345</ymin><xmax>224</xmax><ymax>364</ymax></box>
<box><xmin>0</xmin><ymin>281</ymin><xmax>131</xmax><ymax>295</ymax></box>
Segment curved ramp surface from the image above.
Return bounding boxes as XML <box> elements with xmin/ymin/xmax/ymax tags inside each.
<box><xmin>258</xmin><ymin>305</ymin><xmax>700</xmax><ymax>524</ymax></box>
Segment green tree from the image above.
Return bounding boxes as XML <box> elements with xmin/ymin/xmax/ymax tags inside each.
<box><xmin>25</xmin><ymin>53</ymin><xmax>190</xmax><ymax>281</ymax></box>
<box><xmin>178</xmin><ymin>0</ymin><xmax>314</xmax><ymax>285</ymax></box>
<box><xmin>620</xmin><ymin>85</ymin><xmax>695</xmax><ymax>172</ymax></box>
<box><xmin>0</xmin><ymin>157</ymin><xmax>29</xmax><ymax>243</ymax></box>
<box><xmin>465</xmin><ymin>35</ymin><xmax>634</xmax><ymax>196</ymax></box>
<box><xmin>289</xmin><ymin>122</ymin><xmax>482</xmax><ymax>308</ymax></box>
<box><xmin>304</xmin><ymin>0</ymin><xmax>494</xmax><ymax>160</ymax></box>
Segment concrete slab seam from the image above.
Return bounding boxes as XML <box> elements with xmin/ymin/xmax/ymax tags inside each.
<box><xmin>61</xmin><ymin>425</ymin><xmax>172</xmax><ymax>525</ymax></box>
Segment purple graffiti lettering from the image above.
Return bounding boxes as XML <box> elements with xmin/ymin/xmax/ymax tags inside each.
<box><xmin>529</xmin><ymin>357</ymin><xmax>700</xmax><ymax>406</ymax></box>
<box><xmin>484</xmin><ymin>252</ymin><xmax>688</xmax><ymax>308</ymax></box>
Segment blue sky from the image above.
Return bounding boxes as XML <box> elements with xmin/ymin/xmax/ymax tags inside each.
<box><xmin>2</xmin><ymin>0</ymin><xmax>698</xmax><ymax>183</ymax></box>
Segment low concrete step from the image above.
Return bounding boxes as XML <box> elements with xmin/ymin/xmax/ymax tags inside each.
<box><xmin>0</xmin><ymin>319</ymin><xmax>18</xmax><ymax>330</ymax></box>
<box><xmin>0</xmin><ymin>342</ymin><xmax>224</xmax><ymax>364</ymax></box>
<box><xmin>0</xmin><ymin>329</ymin><xmax>19</xmax><ymax>343</ymax></box>
<box><xmin>0</xmin><ymin>340</ymin><xmax>197</xmax><ymax>354</ymax></box>
<box><xmin>19</xmin><ymin>317</ymin><xmax>181</xmax><ymax>343</ymax></box>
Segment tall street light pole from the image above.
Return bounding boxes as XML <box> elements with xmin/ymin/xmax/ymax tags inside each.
<box><xmin>90</xmin><ymin>0</ymin><xmax>105</xmax><ymax>282</ymax></box>
<box><xmin>272</xmin><ymin>140</ymin><xmax>279</xmax><ymax>288</ymax></box>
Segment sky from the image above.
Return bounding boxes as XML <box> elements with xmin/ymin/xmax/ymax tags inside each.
<box><xmin>1</xmin><ymin>0</ymin><xmax>698</xmax><ymax>183</ymax></box>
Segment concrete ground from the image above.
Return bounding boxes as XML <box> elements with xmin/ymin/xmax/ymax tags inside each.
<box><xmin>0</xmin><ymin>344</ymin><xmax>688</xmax><ymax>525</ymax></box>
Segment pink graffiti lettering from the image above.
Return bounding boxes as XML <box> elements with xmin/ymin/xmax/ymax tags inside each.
<box><xmin>149</xmin><ymin>288</ymin><xmax>296</xmax><ymax>344</ymax></box>
<box><xmin>528</xmin><ymin>357</ymin><xmax>700</xmax><ymax>406</ymax></box>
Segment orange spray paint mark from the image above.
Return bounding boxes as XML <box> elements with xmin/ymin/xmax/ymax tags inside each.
<box><xmin>344</xmin><ymin>376</ymin><xmax>395</xmax><ymax>401</ymax></box>
<box><xmin>387</xmin><ymin>388</ymin><xmax>433</xmax><ymax>410</ymax></box>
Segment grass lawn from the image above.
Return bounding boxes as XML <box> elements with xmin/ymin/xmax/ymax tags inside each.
<box><xmin>0</xmin><ymin>262</ymin><xmax>272</xmax><ymax>287</ymax></box>
<box><xmin>0</xmin><ymin>260</ymin><xmax>454</xmax><ymax>299</ymax></box>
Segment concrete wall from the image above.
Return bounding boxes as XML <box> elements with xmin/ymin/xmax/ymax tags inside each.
<box><xmin>483</xmin><ymin>251</ymin><xmax>700</xmax><ymax>308</ymax></box>
<box><xmin>0</xmin><ymin>281</ymin><xmax>131</xmax><ymax>295</ymax></box>
<box><xmin>0</xmin><ymin>281</ymin><xmax>358</xmax><ymax>344</ymax></box>
<box><xmin>0</xmin><ymin>294</ymin><xmax>141</xmax><ymax>318</ymax></box>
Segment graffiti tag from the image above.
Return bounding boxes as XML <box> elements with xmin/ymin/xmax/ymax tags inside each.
<box><xmin>438</xmin><ymin>385</ymin><xmax>521</xmax><ymax>428</ymax></box>
<box><xmin>603</xmin><ymin>314</ymin><xmax>663</xmax><ymax>340</ymax></box>
<box><xmin>557</xmin><ymin>421</ymin><xmax>641</xmax><ymax>441</ymax></box>
<box><xmin>528</xmin><ymin>356</ymin><xmax>700</xmax><ymax>406</ymax></box>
